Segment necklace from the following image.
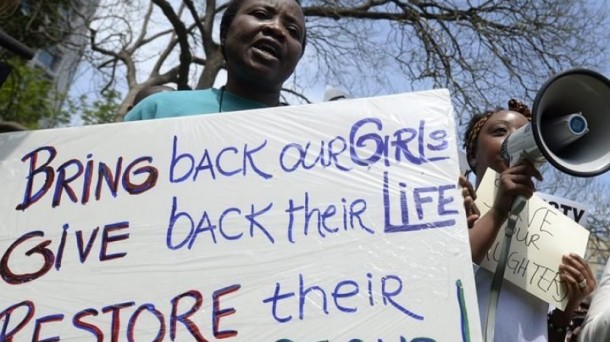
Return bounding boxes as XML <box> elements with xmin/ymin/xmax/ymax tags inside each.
<box><xmin>218</xmin><ymin>86</ymin><xmax>226</xmax><ymax>113</ymax></box>
<box><xmin>218</xmin><ymin>86</ymin><xmax>285</xmax><ymax>111</ymax></box>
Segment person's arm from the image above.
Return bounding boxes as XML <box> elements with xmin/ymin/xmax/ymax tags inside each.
<box><xmin>469</xmin><ymin>162</ymin><xmax>542</xmax><ymax>264</ymax></box>
<box><xmin>579</xmin><ymin>259</ymin><xmax>610</xmax><ymax>341</ymax></box>
<box><xmin>469</xmin><ymin>205</ymin><xmax>509</xmax><ymax>264</ymax></box>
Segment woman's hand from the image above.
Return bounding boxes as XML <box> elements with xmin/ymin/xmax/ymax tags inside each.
<box><xmin>468</xmin><ymin>161</ymin><xmax>542</xmax><ymax>264</ymax></box>
<box><xmin>548</xmin><ymin>254</ymin><xmax>596</xmax><ymax>341</ymax></box>
<box><xmin>459</xmin><ymin>175</ymin><xmax>480</xmax><ymax>228</ymax></box>
<box><xmin>560</xmin><ymin>253</ymin><xmax>596</xmax><ymax>307</ymax></box>
<box><xmin>492</xmin><ymin>160</ymin><xmax>543</xmax><ymax>218</ymax></box>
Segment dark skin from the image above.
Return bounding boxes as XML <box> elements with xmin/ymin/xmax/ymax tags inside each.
<box><xmin>223</xmin><ymin>0</ymin><xmax>305</xmax><ymax>106</ymax></box>
<box><xmin>459</xmin><ymin>174</ymin><xmax>479</xmax><ymax>229</ymax></box>
<box><xmin>467</xmin><ymin>110</ymin><xmax>596</xmax><ymax>341</ymax></box>
<box><xmin>468</xmin><ymin>110</ymin><xmax>541</xmax><ymax>261</ymax></box>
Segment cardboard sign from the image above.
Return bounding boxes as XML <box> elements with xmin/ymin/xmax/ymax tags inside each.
<box><xmin>536</xmin><ymin>192</ymin><xmax>590</xmax><ymax>226</ymax></box>
<box><xmin>0</xmin><ymin>89</ymin><xmax>482</xmax><ymax>341</ymax></box>
<box><xmin>475</xmin><ymin>169</ymin><xmax>590</xmax><ymax>309</ymax></box>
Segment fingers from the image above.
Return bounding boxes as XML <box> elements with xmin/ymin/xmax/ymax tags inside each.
<box><xmin>499</xmin><ymin>175</ymin><xmax>535</xmax><ymax>196</ymax></box>
<box><xmin>459</xmin><ymin>175</ymin><xmax>478</xmax><ymax>206</ymax></box>
<box><xmin>496</xmin><ymin>162</ymin><xmax>540</xmax><ymax>198</ymax></box>
<box><xmin>491</xmin><ymin>160</ymin><xmax>544</xmax><ymax>215</ymax></box>
<box><xmin>458</xmin><ymin>175</ymin><xmax>480</xmax><ymax>228</ymax></box>
<box><xmin>464</xmin><ymin>195</ymin><xmax>480</xmax><ymax>228</ymax></box>
<box><xmin>512</xmin><ymin>160</ymin><xmax>543</xmax><ymax>181</ymax></box>
<box><xmin>560</xmin><ymin>253</ymin><xmax>596</xmax><ymax>303</ymax></box>
<box><xmin>459</xmin><ymin>175</ymin><xmax>476</xmax><ymax>199</ymax></box>
<box><xmin>467</xmin><ymin>213</ymin><xmax>480</xmax><ymax>229</ymax></box>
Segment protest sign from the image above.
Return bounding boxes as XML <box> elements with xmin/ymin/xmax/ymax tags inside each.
<box><xmin>536</xmin><ymin>192</ymin><xmax>590</xmax><ymax>226</ymax></box>
<box><xmin>0</xmin><ymin>89</ymin><xmax>482</xmax><ymax>341</ymax></box>
<box><xmin>475</xmin><ymin>169</ymin><xmax>590</xmax><ymax>309</ymax></box>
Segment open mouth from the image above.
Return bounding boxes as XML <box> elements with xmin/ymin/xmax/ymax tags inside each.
<box><xmin>253</xmin><ymin>40</ymin><xmax>281</xmax><ymax>60</ymax></box>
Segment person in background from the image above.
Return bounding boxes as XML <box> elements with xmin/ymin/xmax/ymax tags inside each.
<box><xmin>323</xmin><ymin>86</ymin><xmax>349</xmax><ymax>101</ymax></box>
<box><xmin>0</xmin><ymin>121</ymin><xmax>26</xmax><ymax>134</ymax></box>
<box><xmin>126</xmin><ymin>85</ymin><xmax>174</xmax><ymax>112</ymax></box>
<box><xmin>578</xmin><ymin>258</ymin><xmax>610</xmax><ymax>341</ymax></box>
<box><xmin>565</xmin><ymin>295</ymin><xmax>591</xmax><ymax>341</ymax></box>
<box><xmin>125</xmin><ymin>0</ymin><xmax>306</xmax><ymax>121</ymax></box>
<box><xmin>463</xmin><ymin>99</ymin><xmax>596</xmax><ymax>342</ymax></box>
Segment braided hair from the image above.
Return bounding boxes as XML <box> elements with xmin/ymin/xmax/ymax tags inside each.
<box><xmin>463</xmin><ymin>99</ymin><xmax>532</xmax><ymax>173</ymax></box>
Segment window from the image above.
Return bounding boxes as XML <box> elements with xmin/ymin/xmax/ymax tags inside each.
<box><xmin>36</xmin><ymin>50</ymin><xmax>62</xmax><ymax>72</ymax></box>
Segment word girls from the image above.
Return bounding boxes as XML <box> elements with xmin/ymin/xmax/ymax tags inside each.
<box><xmin>279</xmin><ymin>117</ymin><xmax>450</xmax><ymax>173</ymax></box>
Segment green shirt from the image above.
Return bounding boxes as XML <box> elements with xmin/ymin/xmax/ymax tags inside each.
<box><xmin>124</xmin><ymin>88</ymin><xmax>268</xmax><ymax>121</ymax></box>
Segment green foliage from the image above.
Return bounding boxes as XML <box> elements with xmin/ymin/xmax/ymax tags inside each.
<box><xmin>0</xmin><ymin>0</ymin><xmax>76</xmax><ymax>51</ymax></box>
<box><xmin>0</xmin><ymin>58</ymin><xmax>121</xmax><ymax>128</ymax></box>
<box><xmin>75</xmin><ymin>89</ymin><xmax>122</xmax><ymax>125</ymax></box>
<box><xmin>0</xmin><ymin>58</ymin><xmax>70</xmax><ymax>129</ymax></box>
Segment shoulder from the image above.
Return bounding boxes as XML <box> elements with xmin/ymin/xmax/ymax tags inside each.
<box><xmin>124</xmin><ymin>89</ymin><xmax>219</xmax><ymax>121</ymax></box>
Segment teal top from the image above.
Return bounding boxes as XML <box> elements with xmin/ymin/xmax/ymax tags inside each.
<box><xmin>124</xmin><ymin>88</ymin><xmax>268</xmax><ymax>121</ymax></box>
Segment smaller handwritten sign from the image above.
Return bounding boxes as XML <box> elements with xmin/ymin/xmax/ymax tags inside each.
<box><xmin>475</xmin><ymin>168</ymin><xmax>590</xmax><ymax>309</ymax></box>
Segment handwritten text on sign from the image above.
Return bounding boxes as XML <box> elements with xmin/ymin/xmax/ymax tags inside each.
<box><xmin>0</xmin><ymin>89</ymin><xmax>481</xmax><ymax>341</ymax></box>
<box><xmin>475</xmin><ymin>169</ymin><xmax>589</xmax><ymax>309</ymax></box>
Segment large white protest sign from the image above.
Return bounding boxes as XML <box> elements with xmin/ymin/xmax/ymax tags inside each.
<box><xmin>0</xmin><ymin>89</ymin><xmax>482</xmax><ymax>341</ymax></box>
<box><xmin>475</xmin><ymin>169</ymin><xmax>589</xmax><ymax>310</ymax></box>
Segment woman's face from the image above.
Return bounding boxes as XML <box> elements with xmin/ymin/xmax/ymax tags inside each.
<box><xmin>471</xmin><ymin>110</ymin><xmax>529</xmax><ymax>177</ymax></box>
<box><xmin>224</xmin><ymin>0</ymin><xmax>305</xmax><ymax>92</ymax></box>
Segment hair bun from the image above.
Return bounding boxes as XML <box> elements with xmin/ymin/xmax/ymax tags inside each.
<box><xmin>508</xmin><ymin>99</ymin><xmax>532</xmax><ymax>117</ymax></box>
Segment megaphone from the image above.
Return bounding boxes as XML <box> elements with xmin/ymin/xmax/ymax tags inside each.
<box><xmin>501</xmin><ymin>68</ymin><xmax>610</xmax><ymax>177</ymax></box>
<box><xmin>485</xmin><ymin>69</ymin><xmax>610</xmax><ymax>342</ymax></box>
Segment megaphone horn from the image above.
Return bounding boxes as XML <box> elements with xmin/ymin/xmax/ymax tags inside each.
<box><xmin>486</xmin><ymin>70</ymin><xmax>610</xmax><ymax>342</ymax></box>
<box><xmin>502</xmin><ymin>68</ymin><xmax>610</xmax><ymax>177</ymax></box>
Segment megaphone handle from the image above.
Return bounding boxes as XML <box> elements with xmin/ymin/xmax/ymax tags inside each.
<box><xmin>484</xmin><ymin>195</ymin><xmax>526</xmax><ymax>342</ymax></box>
<box><xmin>509</xmin><ymin>195</ymin><xmax>527</xmax><ymax>221</ymax></box>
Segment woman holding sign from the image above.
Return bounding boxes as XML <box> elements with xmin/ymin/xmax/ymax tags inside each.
<box><xmin>125</xmin><ymin>0</ymin><xmax>306</xmax><ymax>120</ymax></box>
<box><xmin>463</xmin><ymin>99</ymin><xmax>596</xmax><ymax>342</ymax></box>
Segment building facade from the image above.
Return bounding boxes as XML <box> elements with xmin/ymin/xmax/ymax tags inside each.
<box><xmin>27</xmin><ymin>0</ymin><xmax>100</xmax><ymax>124</ymax></box>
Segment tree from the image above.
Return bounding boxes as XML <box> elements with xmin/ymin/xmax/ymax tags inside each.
<box><xmin>76</xmin><ymin>0</ymin><xmax>610</xmax><ymax>257</ymax></box>
<box><xmin>74</xmin><ymin>88</ymin><xmax>122</xmax><ymax>125</ymax></box>
<box><xmin>0</xmin><ymin>59</ymin><xmax>120</xmax><ymax>129</ymax></box>
<box><xmin>0</xmin><ymin>0</ymin><xmax>106</xmax><ymax>129</ymax></box>
<box><xmin>83</xmin><ymin>0</ymin><xmax>609</xmax><ymax>121</ymax></box>
<box><xmin>0</xmin><ymin>0</ymin><xmax>80</xmax><ymax>51</ymax></box>
<box><xmin>0</xmin><ymin>58</ymin><xmax>71</xmax><ymax>128</ymax></box>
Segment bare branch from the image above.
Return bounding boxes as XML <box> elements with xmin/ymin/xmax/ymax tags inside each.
<box><xmin>151</xmin><ymin>0</ymin><xmax>192</xmax><ymax>89</ymax></box>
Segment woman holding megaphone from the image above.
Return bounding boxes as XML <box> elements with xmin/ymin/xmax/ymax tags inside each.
<box><xmin>462</xmin><ymin>99</ymin><xmax>596</xmax><ymax>342</ymax></box>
